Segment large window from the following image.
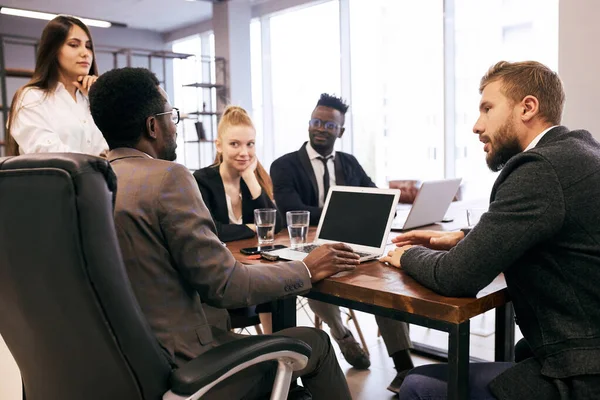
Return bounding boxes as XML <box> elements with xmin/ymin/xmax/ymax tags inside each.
<box><xmin>176</xmin><ymin>0</ymin><xmax>558</xmax><ymax>195</ymax></box>
<box><xmin>269</xmin><ymin>1</ymin><xmax>341</xmax><ymax>158</ymax></box>
<box><xmin>173</xmin><ymin>32</ymin><xmax>217</xmax><ymax>169</ymax></box>
<box><xmin>349</xmin><ymin>0</ymin><xmax>445</xmax><ymax>186</ymax></box>
<box><xmin>453</xmin><ymin>0</ymin><xmax>559</xmax><ymax>199</ymax></box>
<box><xmin>250</xmin><ymin>19</ymin><xmax>264</xmax><ymax>162</ymax></box>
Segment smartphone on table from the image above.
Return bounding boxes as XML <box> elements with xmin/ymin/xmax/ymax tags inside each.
<box><xmin>240</xmin><ymin>244</ymin><xmax>287</xmax><ymax>255</ymax></box>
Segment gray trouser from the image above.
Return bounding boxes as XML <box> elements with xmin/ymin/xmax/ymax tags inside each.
<box><xmin>307</xmin><ymin>299</ymin><xmax>411</xmax><ymax>356</ymax></box>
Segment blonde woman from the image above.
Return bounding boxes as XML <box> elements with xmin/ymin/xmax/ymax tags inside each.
<box><xmin>193</xmin><ymin>106</ymin><xmax>283</xmax><ymax>242</ymax></box>
<box><xmin>193</xmin><ymin>106</ymin><xmax>283</xmax><ymax>334</ymax></box>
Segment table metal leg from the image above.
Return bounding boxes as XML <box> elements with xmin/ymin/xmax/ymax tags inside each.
<box><xmin>272</xmin><ymin>297</ymin><xmax>297</xmax><ymax>332</ymax></box>
<box><xmin>448</xmin><ymin>321</ymin><xmax>470</xmax><ymax>400</ymax></box>
<box><xmin>494</xmin><ymin>303</ymin><xmax>515</xmax><ymax>362</ymax></box>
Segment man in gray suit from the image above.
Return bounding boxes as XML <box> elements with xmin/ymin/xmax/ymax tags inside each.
<box><xmin>383</xmin><ymin>61</ymin><xmax>600</xmax><ymax>399</ymax></box>
<box><xmin>88</xmin><ymin>67</ymin><xmax>360</xmax><ymax>400</ymax></box>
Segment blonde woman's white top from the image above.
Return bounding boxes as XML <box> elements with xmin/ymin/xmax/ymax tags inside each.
<box><xmin>10</xmin><ymin>83</ymin><xmax>108</xmax><ymax>155</ymax></box>
<box><xmin>225</xmin><ymin>193</ymin><xmax>243</xmax><ymax>225</ymax></box>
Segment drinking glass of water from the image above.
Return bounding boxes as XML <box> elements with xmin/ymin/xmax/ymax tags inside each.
<box><xmin>286</xmin><ymin>211</ymin><xmax>310</xmax><ymax>249</ymax></box>
<box><xmin>254</xmin><ymin>208</ymin><xmax>277</xmax><ymax>246</ymax></box>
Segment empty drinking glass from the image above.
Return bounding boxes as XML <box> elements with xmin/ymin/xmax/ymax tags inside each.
<box><xmin>286</xmin><ymin>211</ymin><xmax>310</xmax><ymax>249</ymax></box>
<box><xmin>254</xmin><ymin>208</ymin><xmax>277</xmax><ymax>245</ymax></box>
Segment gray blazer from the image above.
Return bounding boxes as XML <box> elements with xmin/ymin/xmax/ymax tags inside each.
<box><xmin>402</xmin><ymin>126</ymin><xmax>600</xmax><ymax>399</ymax></box>
<box><xmin>108</xmin><ymin>148</ymin><xmax>311</xmax><ymax>367</ymax></box>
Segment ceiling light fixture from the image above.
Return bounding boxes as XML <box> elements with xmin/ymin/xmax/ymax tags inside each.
<box><xmin>0</xmin><ymin>6</ymin><xmax>123</xmax><ymax>28</ymax></box>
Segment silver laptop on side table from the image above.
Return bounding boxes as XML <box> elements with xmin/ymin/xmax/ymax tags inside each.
<box><xmin>391</xmin><ymin>178</ymin><xmax>462</xmax><ymax>231</ymax></box>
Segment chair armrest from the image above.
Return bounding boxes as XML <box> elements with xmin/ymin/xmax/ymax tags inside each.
<box><xmin>169</xmin><ymin>335</ymin><xmax>312</xmax><ymax>397</ymax></box>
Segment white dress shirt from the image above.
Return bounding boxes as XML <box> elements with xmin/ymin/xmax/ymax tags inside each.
<box><xmin>10</xmin><ymin>83</ymin><xmax>108</xmax><ymax>156</ymax></box>
<box><xmin>225</xmin><ymin>193</ymin><xmax>243</xmax><ymax>225</ymax></box>
<box><xmin>305</xmin><ymin>142</ymin><xmax>336</xmax><ymax>207</ymax></box>
<box><xmin>524</xmin><ymin>125</ymin><xmax>558</xmax><ymax>152</ymax></box>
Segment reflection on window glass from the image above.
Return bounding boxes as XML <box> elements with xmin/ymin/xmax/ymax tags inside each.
<box><xmin>454</xmin><ymin>0</ymin><xmax>558</xmax><ymax>200</ymax></box>
<box><xmin>349</xmin><ymin>0</ymin><xmax>445</xmax><ymax>186</ymax></box>
<box><xmin>270</xmin><ymin>1</ymin><xmax>341</xmax><ymax>158</ymax></box>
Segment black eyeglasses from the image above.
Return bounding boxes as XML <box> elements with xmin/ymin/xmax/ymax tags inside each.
<box><xmin>309</xmin><ymin>118</ymin><xmax>340</xmax><ymax>133</ymax></box>
<box><xmin>155</xmin><ymin>107</ymin><xmax>180</xmax><ymax>125</ymax></box>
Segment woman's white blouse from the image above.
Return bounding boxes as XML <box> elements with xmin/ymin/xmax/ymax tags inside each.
<box><xmin>10</xmin><ymin>83</ymin><xmax>108</xmax><ymax>155</ymax></box>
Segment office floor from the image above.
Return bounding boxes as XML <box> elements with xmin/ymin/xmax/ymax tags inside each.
<box><xmin>292</xmin><ymin>301</ymin><xmax>523</xmax><ymax>399</ymax></box>
<box><xmin>0</xmin><ymin>304</ymin><xmax>522</xmax><ymax>400</ymax></box>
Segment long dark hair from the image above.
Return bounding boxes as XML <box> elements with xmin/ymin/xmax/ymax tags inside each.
<box><xmin>5</xmin><ymin>16</ymin><xmax>99</xmax><ymax>155</ymax></box>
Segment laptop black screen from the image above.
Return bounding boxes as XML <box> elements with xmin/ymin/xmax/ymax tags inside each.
<box><xmin>318</xmin><ymin>190</ymin><xmax>395</xmax><ymax>248</ymax></box>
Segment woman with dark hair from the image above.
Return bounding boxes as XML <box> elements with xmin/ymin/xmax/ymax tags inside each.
<box><xmin>6</xmin><ymin>15</ymin><xmax>108</xmax><ymax>156</ymax></box>
<box><xmin>194</xmin><ymin>105</ymin><xmax>283</xmax><ymax>334</ymax></box>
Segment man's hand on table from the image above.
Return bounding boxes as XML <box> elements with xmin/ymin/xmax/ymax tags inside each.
<box><xmin>379</xmin><ymin>245</ymin><xmax>413</xmax><ymax>268</ymax></box>
<box><xmin>381</xmin><ymin>230</ymin><xmax>465</xmax><ymax>268</ymax></box>
<box><xmin>303</xmin><ymin>243</ymin><xmax>360</xmax><ymax>283</ymax></box>
<box><xmin>391</xmin><ymin>230</ymin><xmax>464</xmax><ymax>251</ymax></box>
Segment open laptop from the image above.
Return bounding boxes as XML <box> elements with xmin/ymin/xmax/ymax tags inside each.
<box><xmin>264</xmin><ymin>186</ymin><xmax>400</xmax><ymax>262</ymax></box>
<box><xmin>391</xmin><ymin>178</ymin><xmax>462</xmax><ymax>231</ymax></box>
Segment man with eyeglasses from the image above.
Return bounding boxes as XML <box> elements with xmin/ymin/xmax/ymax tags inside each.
<box><xmin>89</xmin><ymin>69</ymin><xmax>362</xmax><ymax>399</ymax></box>
<box><xmin>271</xmin><ymin>93</ymin><xmax>414</xmax><ymax>393</ymax></box>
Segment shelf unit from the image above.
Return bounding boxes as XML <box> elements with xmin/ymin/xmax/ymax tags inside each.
<box><xmin>0</xmin><ymin>33</ymin><xmax>195</xmax><ymax>157</ymax></box>
<box><xmin>178</xmin><ymin>55</ymin><xmax>228</xmax><ymax>170</ymax></box>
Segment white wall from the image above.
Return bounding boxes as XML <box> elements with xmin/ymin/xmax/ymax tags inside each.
<box><xmin>213</xmin><ymin>0</ymin><xmax>253</xmax><ymax>112</ymax></box>
<box><xmin>559</xmin><ymin>0</ymin><xmax>600</xmax><ymax>139</ymax></box>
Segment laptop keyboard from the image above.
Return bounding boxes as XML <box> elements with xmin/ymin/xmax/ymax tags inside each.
<box><xmin>295</xmin><ymin>244</ymin><xmax>373</xmax><ymax>258</ymax></box>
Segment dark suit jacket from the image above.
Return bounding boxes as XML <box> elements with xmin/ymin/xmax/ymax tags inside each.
<box><xmin>193</xmin><ymin>165</ymin><xmax>284</xmax><ymax>242</ymax></box>
<box><xmin>108</xmin><ymin>148</ymin><xmax>310</xmax><ymax>367</ymax></box>
<box><xmin>401</xmin><ymin>127</ymin><xmax>600</xmax><ymax>399</ymax></box>
<box><xmin>271</xmin><ymin>142</ymin><xmax>376</xmax><ymax>226</ymax></box>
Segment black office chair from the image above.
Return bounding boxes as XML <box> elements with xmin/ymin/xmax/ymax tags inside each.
<box><xmin>0</xmin><ymin>154</ymin><xmax>310</xmax><ymax>400</ymax></box>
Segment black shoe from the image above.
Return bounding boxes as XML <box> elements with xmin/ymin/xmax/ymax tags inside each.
<box><xmin>387</xmin><ymin>369</ymin><xmax>410</xmax><ymax>394</ymax></box>
<box><xmin>336</xmin><ymin>332</ymin><xmax>371</xmax><ymax>369</ymax></box>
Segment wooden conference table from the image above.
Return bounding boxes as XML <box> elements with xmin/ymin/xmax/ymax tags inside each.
<box><xmin>228</xmin><ymin>218</ymin><xmax>514</xmax><ymax>400</ymax></box>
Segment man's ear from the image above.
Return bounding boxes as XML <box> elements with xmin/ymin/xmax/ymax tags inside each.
<box><xmin>146</xmin><ymin>116</ymin><xmax>158</xmax><ymax>139</ymax></box>
<box><xmin>338</xmin><ymin>127</ymin><xmax>345</xmax><ymax>139</ymax></box>
<box><xmin>521</xmin><ymin>95</ymin><xmax>540</xmax><ymax>123</ymax></box>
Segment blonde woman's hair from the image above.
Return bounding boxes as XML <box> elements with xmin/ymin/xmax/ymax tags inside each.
<box><xmin>213</xmin><ymin>106</ymin><xmax>274</xmax><ymax>200</ymax></box>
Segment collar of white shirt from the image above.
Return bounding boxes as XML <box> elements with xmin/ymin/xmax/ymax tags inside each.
<box><xmin>524</xmin><ymin>125</ymin><xmax>558</xmax><ymax>152</ymax></box>
<box><xmin>55</xmin><ymin>81</ymin><xmax>87</xmax><ymax>101</ymax></box>
<box><xmin>306</xmin><ymin>141</ymin><xmax>335</xmax><ymax>161</ymax></box>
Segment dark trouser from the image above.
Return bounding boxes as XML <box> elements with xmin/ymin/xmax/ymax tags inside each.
<box><xmin>204</xmin><ymin>327</ymin><xmax>351</xmax><ymax>400</ymax></box>
<box><xmin>398</xmin><ymin>362</ymin><xmax>514</xmax><ymax>400</ymax></box>
<box><xmin>399</xmin><ymin>360</ymin><xmax>600</xmax><ymax>400</ymax></box>
<box><xmin>307</xmin><ymin>299</ymin><xmax>411</xmax><ymax>354</ymax></box>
